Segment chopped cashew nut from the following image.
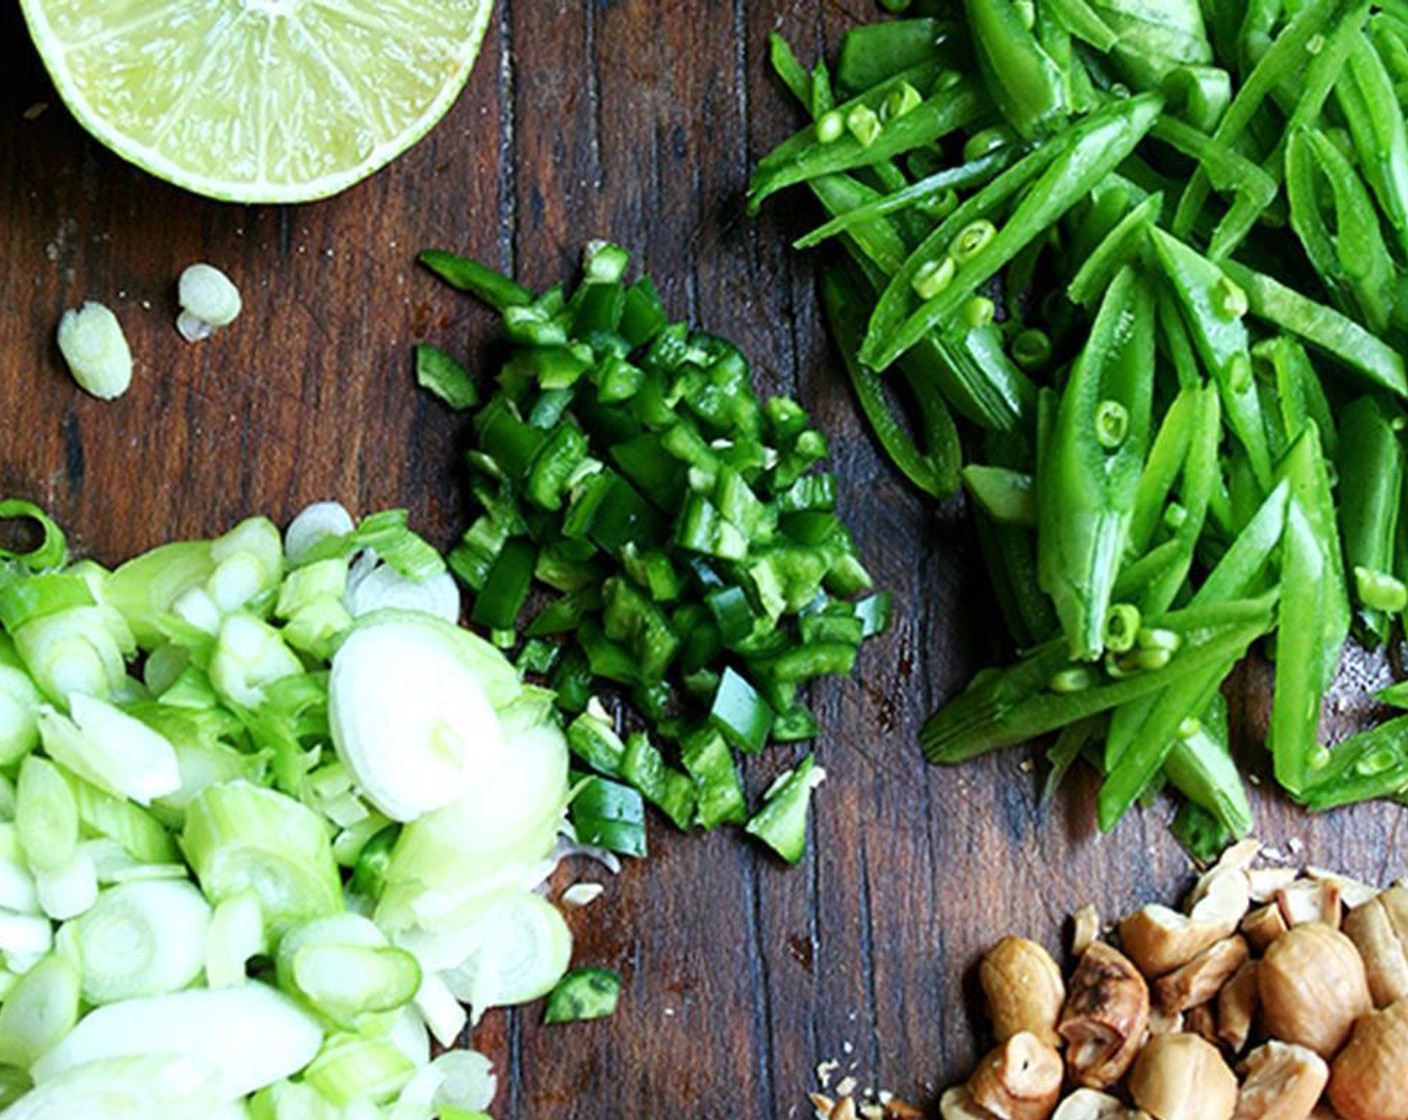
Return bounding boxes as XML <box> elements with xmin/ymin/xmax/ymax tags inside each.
<box><xmin>1275</xmin><ymin>879</ymin><xmax>1341</xmax><ymax>930</ymax></box>
<box><xmin>1345</xmin><ymin>883</ymin><xmax>1408</xmax><ymax>1008</ymax></box>
<box><xmin>967</xmin><ymin>1032</ymin><xmax>1063</xmax><ymax>1120</ymax></box>
<box><xmin>980</xmin><ymin>937</ymin><xmax>1065</xmax><ymax>1048</ymax></box>
<box><xmin>1059</xmin><ymin>942</ymin><xmax>1150</xmax><ymax>1089</ymax></box>
<box><xmin>1118</xmin><ymin>904</ymin><xmax>1233</xmax><ymax>979</ymax></box>
<box><xmin>1234</xmin><ymin>1040</ymin><xmax>1328</xmax><ymax>1120</ymax></box>
<box><xmin>1071</xmin><ymin>904</ymin><xmax>1101</xmax><ymax>959</ymax></box>
<box><xmin>1128</xmin><ymin>1033</ymin><xmax>1236</xmax><ymax>1120</ymax></box>
<box><xmin>1154</xmin><ymin>936</ymin><xmax>1249</xmax><ymax>1015</ymax></box>
<box><xmin>1259</xmin><ymin>923</ymin><xmax>1372</xmax><ymax>1059</ymax></box>
<box><xmin>1241</xmin><ymin>903</ymin><xmax>1290</xmax><ymax>954</ymax></box>
<box><xmin>1216</xmin><ymin>959</ymin><xmax>1258</xmax><ymax>1054</ymax></box>
<box><xmin>1328</xmin><ymin>996</ymin><xmax>1408</xmax><ymax>1120</ymax></box>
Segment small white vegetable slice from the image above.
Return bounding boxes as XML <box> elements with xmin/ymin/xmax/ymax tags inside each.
<box><xmin>344</xmin><ymin>562</ymin><xmax>460</xmax><ymax>623</ymax></box>
<box><xmin>328</xmin><ymin>614</ymin><xmax>510</xmax><ymax>821</ymax></box>
<box><xmin>440</xmin><ymin>892</ymin><xmax>572</xmax><ymax>1019</ymax></box>
<box><xmin>56</xmin><ymin>301</ymin><xmax>133</xmax><ymax>400</ymax></box>
<box><xmin>398</xmin><ymin>1049</ymin><xmax>497</xmax><ymax>1114</ymax></box>
<box><xmin>32</xmin><ymin>983</ymin><xmax>323</xmax><ymax>1101</ymax></box>
<box><xmin>205</xmin><ymin>888</ymin><xmax>265</xmax><ymax>989</ymax></box>
<box><xmin>5</xmin><ymin>1053</ymin><xmax>223</xmax><ymax>1120</ymax></box>
<box><xmin>68</xmin><ymin>879</ymin><xmax>211</xmax><ymax>1004</ymax></box>
<box><xmin>38</xmin><ymin>693</ymin><xmax>181</xmax><ymax>805</ymax></box>
<box><xmin>181</xmin><ymin>781</ymin><xmax>343</xmax><ymax>935</ymax></box>
<box><xmin>284</xmin><ymin>502</ymin><xmax>355</xmax><ymax>566</ymax></box>
<box><xmin>34</xmin><ymin>847</ymin><xmax>97</xmax><ymax>920</ymax></box>
<box><xmin>177</xmin><ymin>263</ymin><xmax>242</xmax><ymax>331</ymax></box>
<box><xmin>0</xmin><ymin>952</ymin><xmax>80</xmax><ymax>1066</ymax></box>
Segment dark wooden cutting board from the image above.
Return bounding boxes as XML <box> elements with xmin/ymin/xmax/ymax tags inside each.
<box><xmin>2</xmin><ymin>2</ymin><xmax>1404</xmax><ymax>1116</ymax></box>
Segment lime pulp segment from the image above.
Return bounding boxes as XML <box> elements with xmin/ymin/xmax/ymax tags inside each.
<box><xmin>19</xmin><ymin>0</ymin><xmax>494</xmax><ymax>203</ymax></box>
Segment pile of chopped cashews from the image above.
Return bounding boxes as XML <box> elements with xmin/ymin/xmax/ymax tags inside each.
<box><xmin>815</xmin><ymin>841</ymin><xmax>1408</xmax><ymax>1120</ymax></box>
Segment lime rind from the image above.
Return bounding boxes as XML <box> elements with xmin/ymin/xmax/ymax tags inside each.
<box><xmin>19</xmin><ymin>0</ymin><xmax>494</xmax><ymax>204</ymax></box>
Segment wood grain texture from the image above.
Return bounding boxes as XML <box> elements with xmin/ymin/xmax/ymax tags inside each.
<box><xmin>2</xmin><ymin>2</ymin><xmax>1406</xmax><ymax>1117</ymax></box>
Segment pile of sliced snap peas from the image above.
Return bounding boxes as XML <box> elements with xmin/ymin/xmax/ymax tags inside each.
<box><xmin>756</xmin><ymin>0</ymin><xmax>1408</xmax><ymax>855</ymax></box>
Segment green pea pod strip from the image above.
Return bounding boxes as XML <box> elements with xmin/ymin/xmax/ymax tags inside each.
<box><xmin>747</xmin><ymin>65</ymin><xmax>981</xmax><ymax>212</ymax></box>
<box><xmin>1136</xmin><ymin>385</ymin><xmax>1220</xmax><ymax>616</ymax></box>
<box><xmin>962</xmin><ymin>466</ymin><xmax>1036</xmax><ymax>528</ymax></box>
<box><xmin>1044</xmin><ymin>0</ymin><xmax>1119</xmax><ymax>50</ymax></box>
<box><xmin>1302</xmin><ymin>713</ymin><xmax>1408</xmax><ymax>810</ymax></box>
<box><xmin>1220</xmin><ymin>258</ymin><xmax>1408</xmax><ymax>399</ymax></box>
<box><xmin>1163</xmin><ymin>692</ymin><xmax>1252</xmax><ymax>839</ymax></box>
<box><xmin>1271</xmin><ymin>426</ymin><xmax>1349</xmax><ymax>797</ymax></box>
<box><xmin>1173</xmin><ymin>0</ymin><xmax>1344</xmax><ymax>240</ymax></box>
<box><xmin>793</xmin><ymin>147</ymin><xmax>1019</xmax><ymax>252</ymax></box>
<box><xmin>1099</xmin><ymin>476</ymin><xmax>1290</xmax><ymax>825</ymax></box>
<box><xmin>1127</xmin><ymin>386</ymin><xmax>1200</xmax><ymax>556</ymax></box>
<box><xmin>1336</xmin><ymin>396</ymin><xmax>1404</xmax><ymax>645</ymax></box>
<box><xmin>1089</xmin><ymin>0</ymin><xmax>1213</xmax><ymax>88</ymax></box>
<box><xmin>963</xmin><ymin>0</ymin><xmax>1068</xmax><ymax>139</ymax></box>
<box><xmin>974</xmin><ymin>515</ymin><xmax>1048</xmax><ymax>649</ymax></box>
<box><xmin>819</xmin><ymin>267</ymin><xmax>960</xmax><ymax>498</ymax></box>
<box><xmin>864</xmin><ymin>93</ymin><xmax>1163</xmax><ymax>370</ymax></box>
<box><xmin>1256</xmin><ymin>336</ymin><xmax>1338</xmax><ymax>462</ymax></box>
<box><xmin>1037</xmin><ymin>267</ymin><xmax>1156</xmax><ymax>661</ymax></box>
<box><xmin>1336</xmin><ymin>31</ymin><xmax>1408</xmax><ymax>260</ymax></box>
<box><xmin>768</xmin><ymin>32</ymin><xmax>812</xmax><ymax>110</ymax></box>
<box><xmin>1067</xmin><ymin>191</ymin><xmax>1163</xmax><ymax>309</ymax></box>
<box><xmin>1098</xmin><ymin>657</ymin><xmax>1239</xmax><ymax>832</ymax></box>
<box><xmin>1150</xmin><ymin>228</ymin><xmax>1272</xmax><ymax>490</ymax></box>
<box><xmin>835</xmin><ymin>19</ymin><xmax>960</xmax><ymax>96</ymax></box>
<box><xmin>1286</xmin><ymin>128</ymin><xmax>1395</xmax><ymax>334</ymax></box>
<box><xmin>921</xmin><ymin>592</ymin><xmax>1278</xmax><ymax>764</ymax></box>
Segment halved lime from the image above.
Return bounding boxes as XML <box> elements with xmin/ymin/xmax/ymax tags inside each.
<box><xmin>20</xmin><ymin>0</ymin><xmax>494</xmax><ymax>204</ymax></box>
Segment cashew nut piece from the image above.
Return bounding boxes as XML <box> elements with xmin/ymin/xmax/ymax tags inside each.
<box><xmin>1345</xmin><ymin>883</ymin><xmax>1408</xmax><ymax>1008</ymax></box>
<box><xmin>1328</xmin><ymin>995</ymin><xmax>1408</xmax><ymax>1120</ymax></box>
<box><xmin>1128</xmin><ymin>1033</ymin><xmax>1237</xmax><ymax>1120</ymax></box>
<box><xmin>980</xmin><ymin>937</ymin><xmax>1065</xmax><ymax>1049</ymax></box>
<box><xmin>1234</xmin><ymin>1040</ymin><xmax>1328</xmax><ymax>1120</ymax></box>
<box><xmin>968</xmin><ymin>1031</ymin><xmax>1063</xmax><ymax>1120</ymax></box>
<box><xmin>1259</xmin><ymin>922</ymin><xmax>1371</xmax><ymax>1059</ymax></box>
<box><xmin>1059</xmin><ymin>941</ymin><xmax>1150</xmax><ymax>1089</ymax></box>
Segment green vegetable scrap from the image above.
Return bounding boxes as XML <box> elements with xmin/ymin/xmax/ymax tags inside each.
<box><xmin>758</xmin><ymin>1</ymin><xmax>1408</xmax><ymax>855</ymax></box>
<box><xmin>0</xmin><ymin>497</ymin><xmax>602</xmax><ymax>1117</ymax></box>
<box><xmin>416</xmin><ymin>241</ymin><xmax>887</xmax><ymax>867</ymax></box>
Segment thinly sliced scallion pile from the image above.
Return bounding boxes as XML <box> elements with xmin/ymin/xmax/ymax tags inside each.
<box><xmin>757</xmin><ymin>1</ymin><xmax>1408</xmax><ymax>857</ymax></box>
<box><xmin>415</xmin><ymin>241</ymin><xmax>888</xmax><ymax>865</ymax></box>
<box><xmin>0</xmin><ymin>499</ymin><xmax>600</xmax><ymax>1118</ymax></box>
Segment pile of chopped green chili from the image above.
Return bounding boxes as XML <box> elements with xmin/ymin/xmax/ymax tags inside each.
<box><xmin>757</xmin><ymin>0</ymin><xmax>1408</xmax><ymax>856</ymax></box>
<box><xmin>414</xmin><ymin>243</ymin><xmax>888</xmax><ymax>864</ymax></box>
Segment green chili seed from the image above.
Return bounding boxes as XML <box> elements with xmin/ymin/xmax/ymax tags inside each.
<box><xmin>1228</xmin><ymin>352</ymin><xmax>1253</xmax><ymax>393</ymax></box>
<box><xmin>1010</xmin><ymin>328</ymin><xmax>1051</xmax><ymax>369</ymax></box>
<box><xmin>962</xmin><ymin>127</ymin><xmax>1013</xmax><ymax>162</ymax></box>
<box><xmin>934</xmin><ymin>70</ymin><xmax>963</xmax><ymax>93</ymax></box>
<box><xmin>1129</xmin><ymin>647</ymin><xmax>1172</xmax><ymax>672</ymax></box>
<box><xmin>1014</xmin><ymin>0</ymin><xmax>1035</xmax><ymax>30</ymax></box>
<box><xmin>962</xmin><ymin>295</ymin><xmax>996</xmax><ymax>329</ymax></box>
<box><xmin>1094</xmin><ymin>399</ymin><xmax>1129</xmax><ymax>449</ymax></box>
<box><xmin>1215</xmin><ymin>277</ymin><xmax>1249</xmax><ymax>320</ymax></box>
<box><xmin>846</xmin><ymin>105</ymin><xmax>882</xmax><ymax>148</ymax></box>
<box><xmin>1176</xmin><ymin>717</ymin><xmax>1202</xmax><ymax>739</ymax></box>
<box><xmin>1163</xmin><ymin>503</ymin><xmax>1189</xmax><ymax>531</ymax></box>
<box><xmin>1136</xmin><ymin>627</ymin><xmax>1181</xmax><ymax>653</ymax></box>
<box><xmin>951</xmin><ymin>219</ymin><xmax>997</xmax><ymax>263</ymax></box>
<box><xmin>1102</xmin><ymin>603</ymin><xmax>1142</xmax><ymax>653</ymax></box>
<box><xmin>911</xmin><ymin>256</ymin><xmax>956</xmax><ymax>301</ymax></box>
<box><xmin>1048</xmin><ymin>666</ymin><xmax>1098</xmax><ymax>693</ymax></box>
<box><xmin>1355</xmin><ymin>566</ymin><xmax>1408</xmax><ymax>613</ymax></box>
<box><xmin>1357</xmin><ymin>748</ymin><xmax>1399</xmax><ymax>776</ymax></box>
<box><xmin>816</xmin><ymin>110</ymin><xmax>845</xmax><ymax>144</ymax></box>
<box><xmin>881</xmin><ymin>82</ymin><xmax>922</xmax><ymax>123</ymax></box>
<box><xmin>1308</xmin><ymin>745</ymin><xmax>1332</xmax><ymax>772</ymax></box>
<box><xmin>917</xmin><ymin>189</ymin><xmax>959</xmax><ymax>221</ymax></box>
